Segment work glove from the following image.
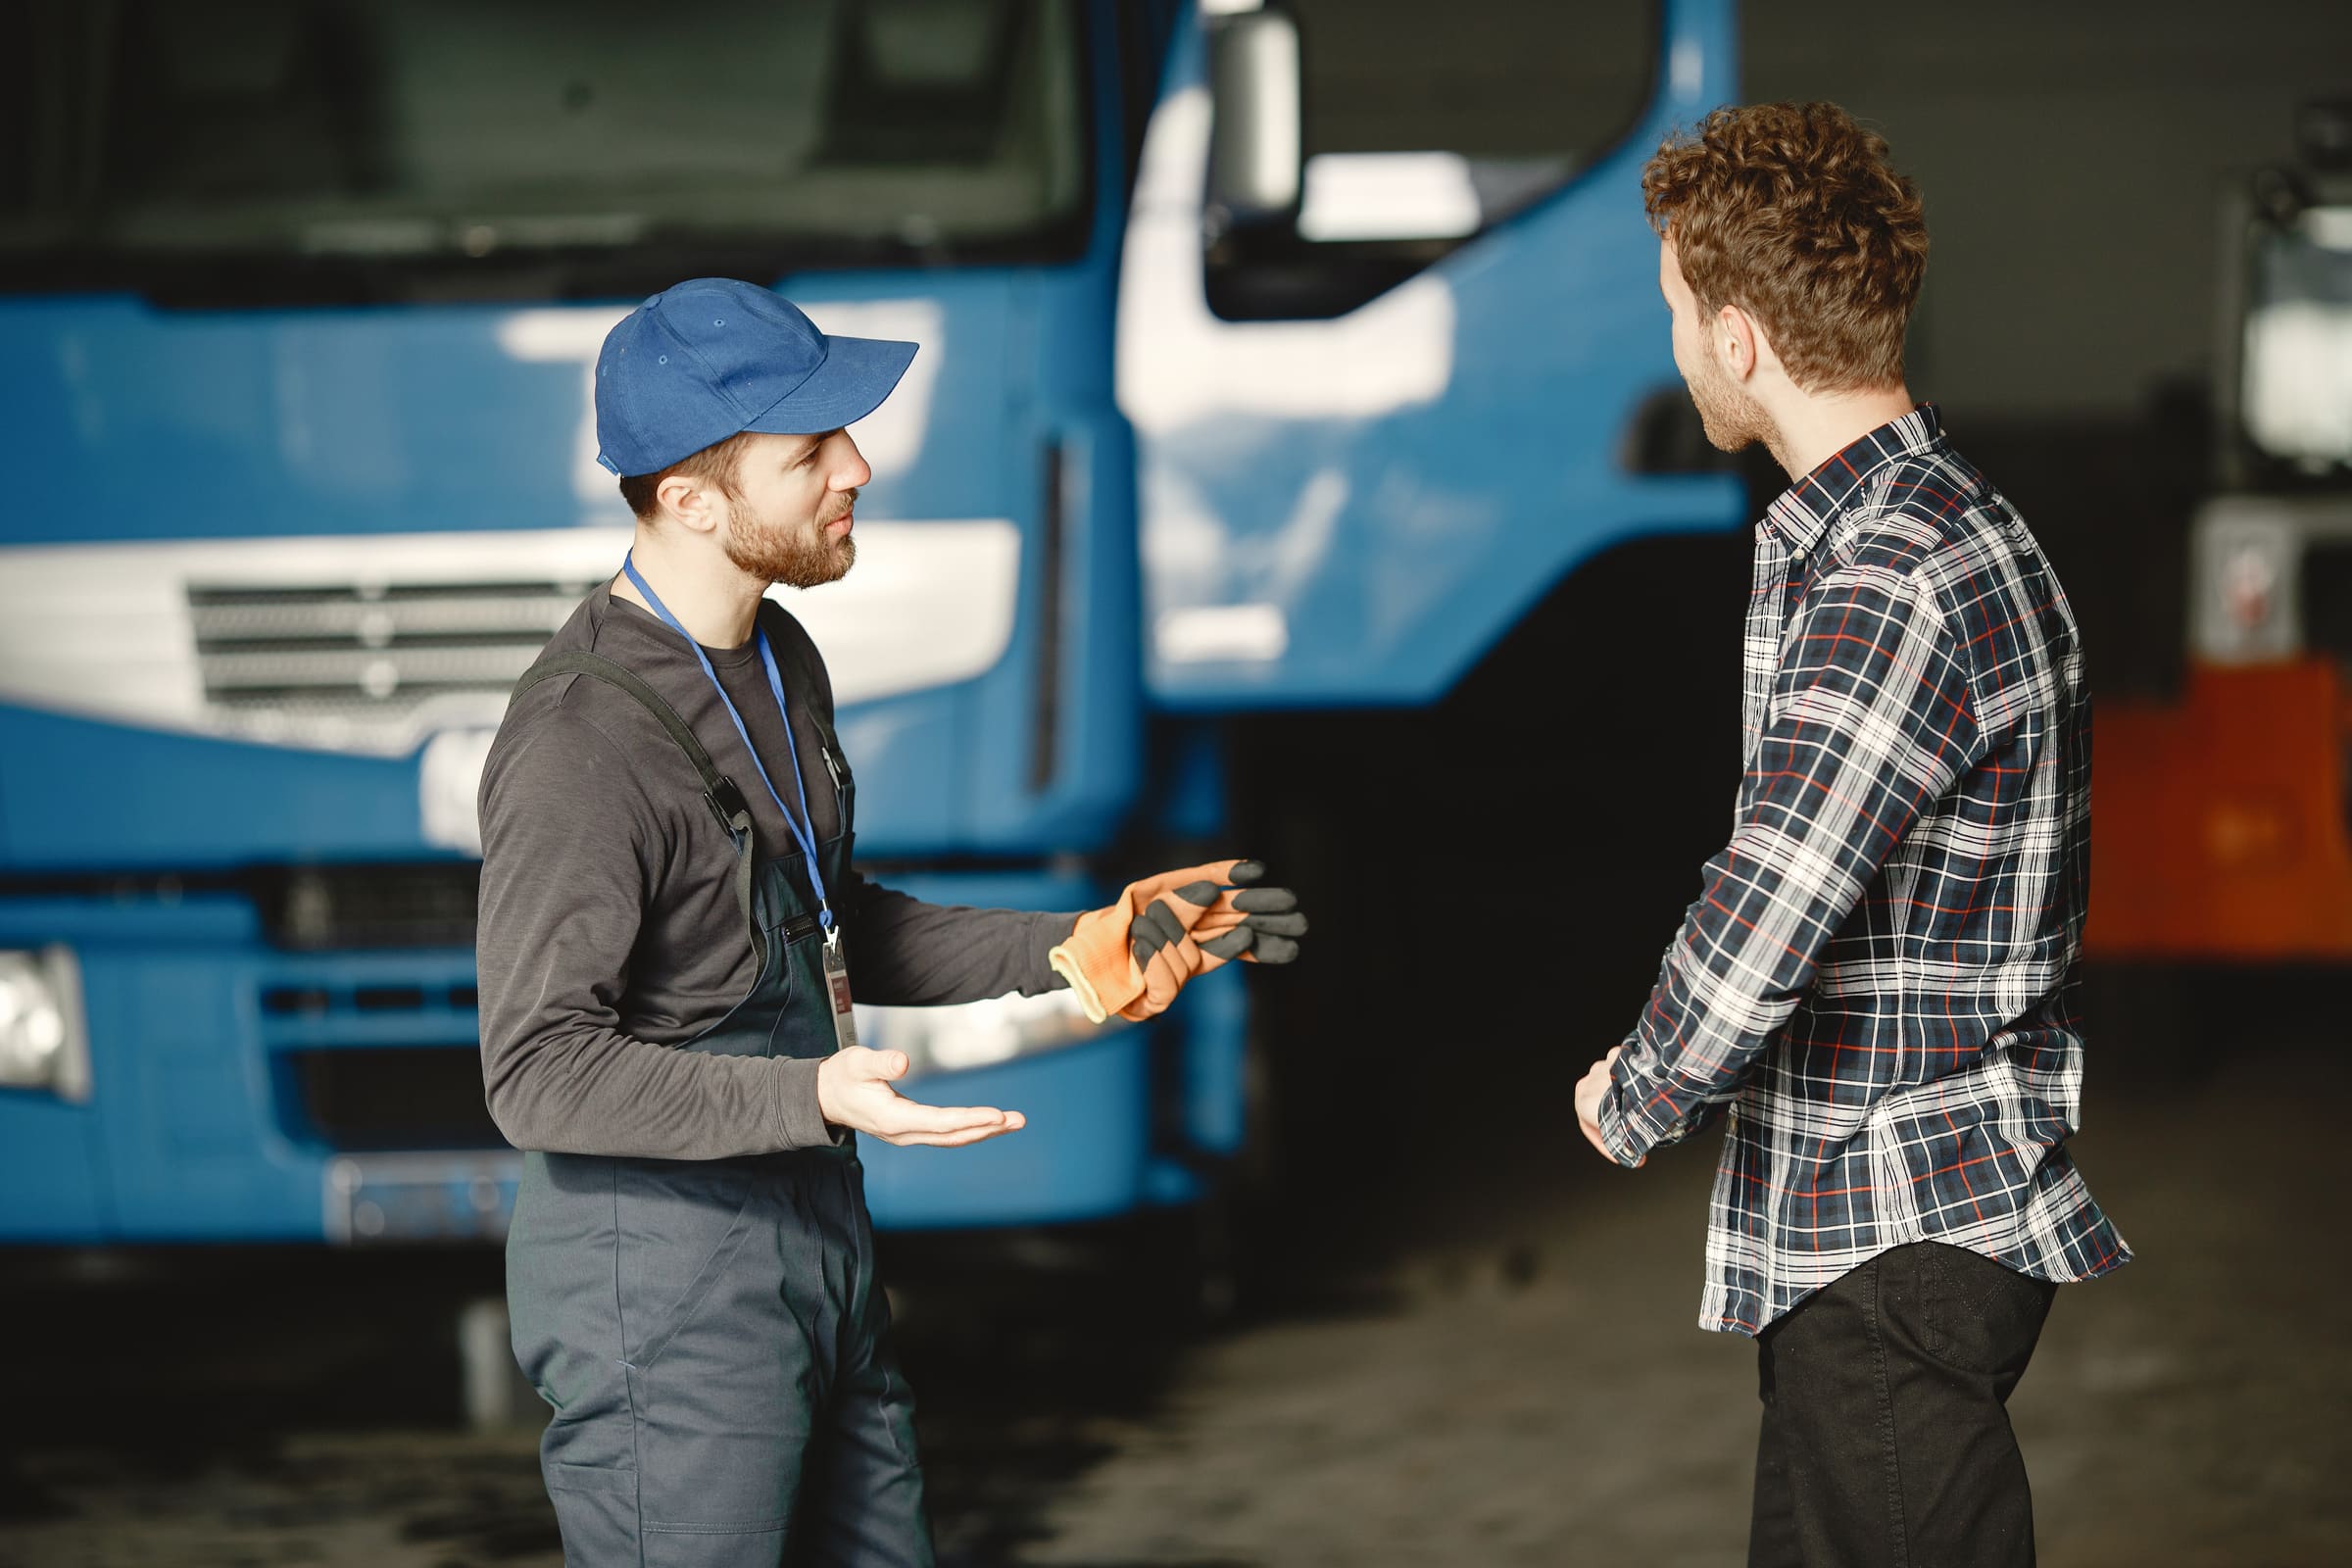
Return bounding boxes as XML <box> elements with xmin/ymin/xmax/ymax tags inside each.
<box><xmin>1050</xmin><ymin>858</ymin><xmax>1308</xmax><ymax>1024</ymax></box>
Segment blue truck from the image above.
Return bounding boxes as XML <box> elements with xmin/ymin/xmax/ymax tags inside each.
<box><xmin>0</xmin><ymin>0</ymin><xmax>1743</xmax><ymax>1249</ymax></box>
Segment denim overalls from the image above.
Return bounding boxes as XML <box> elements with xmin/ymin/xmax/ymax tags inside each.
<box><xmin>502</xmin><ymin>650</ymin><xmax>931</xmax><ymax>1567</ymax></box>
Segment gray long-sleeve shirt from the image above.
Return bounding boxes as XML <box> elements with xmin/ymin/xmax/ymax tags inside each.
<box><xmin>475</xmin><ymin>583</ymin><xmax>1074</xmax><ymax>1160</ymax></box>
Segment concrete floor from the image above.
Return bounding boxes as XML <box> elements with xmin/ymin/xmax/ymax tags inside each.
<box><xmin>1000</xmin><ymin>1041</ymin><xmax>2352</xmax><ymax>1567</ymax></box>
<box><xmin>2</xmin><ymin>1034</ymin><xmax>2345</xmax><ymax>1567</ymax></box>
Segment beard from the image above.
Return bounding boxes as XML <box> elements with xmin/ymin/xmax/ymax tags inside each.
<box><xmin>1686</xmin><ymin>354</ymin><xmax>1782</xmax><ymax>464</ymax></box>
<box><xmin>722</xmin><ymin>492</ymin><xmax>857</xmax><ymax>590</ymax></box>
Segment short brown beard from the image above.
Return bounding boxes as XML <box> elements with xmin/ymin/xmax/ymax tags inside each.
<box><xmin>1687</xmin><ymin>353</ymin><xmax>1784</xmax><ymax>468</ymax></box>
<box><xmin>722</xmin><ymin>492</ymin><xmax>857</xmax><ymax>590</ymax></box>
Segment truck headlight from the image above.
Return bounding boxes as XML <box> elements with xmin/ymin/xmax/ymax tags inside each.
<box><xmin>0</xmin><ymin>948</ymin><xmax>92</xmax><ymax>1102</ymax></box>
<box><xmin>858</xmin><ymin>989</ymin><xmax>1124</xmax><ymax>1079</ymax></box>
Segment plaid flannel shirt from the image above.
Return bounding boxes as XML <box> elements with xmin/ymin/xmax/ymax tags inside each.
<box><xmin>1594</xmin><ymin>406</ymin><xmax>2131</xmax><ymax>1335</ymax></box>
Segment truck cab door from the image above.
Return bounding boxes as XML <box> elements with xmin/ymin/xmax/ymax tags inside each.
<box><xmin>1119</xmin><ymin>0</ymin><xmax>1745</xmax><ymax>710</ymax></box>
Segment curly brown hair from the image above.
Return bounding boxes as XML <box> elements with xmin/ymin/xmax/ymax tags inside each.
<box><xmin>616</xmin><ymin>429</ymin><xmax>760</xmax><ymax>522</ymax></box>
<box><xmin>1642</xmin><ymin>101</ymin><xmax>1927</xmax><ymax>394</ymax></box>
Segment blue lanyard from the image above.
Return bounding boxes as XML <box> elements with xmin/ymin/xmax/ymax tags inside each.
<box><xmin>620</xmin><ymin>553</ymin><xmax>832</xmax><ymax>934</ymax></box>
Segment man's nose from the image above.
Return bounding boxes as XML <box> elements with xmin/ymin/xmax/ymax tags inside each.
<box><xmin>832</xmin><ymin>434</ymin><xmax>871</xmax><ymax>490</ymax></box>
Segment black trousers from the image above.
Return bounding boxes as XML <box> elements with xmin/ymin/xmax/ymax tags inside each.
<box><xmin>1748</xmin><ymin>1242</ymin><xmax>2058</xmax><ymax>1568</ymax></box>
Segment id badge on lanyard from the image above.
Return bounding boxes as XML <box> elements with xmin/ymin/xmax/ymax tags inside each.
<box><xmin>822</xmin><ymin>929</ymin><xmax>859</xmax><ymax>1052</ymax></box>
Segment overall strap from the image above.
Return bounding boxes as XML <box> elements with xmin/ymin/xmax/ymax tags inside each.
<box><xmin>761</xmin><ymin>612</ymin><xmax>839</xmax><ymax>751</ymax></box>
<box><xmin>512</xmin><ymin>652</ymin><xmax>766</xmax><ymax>973</ymax></box>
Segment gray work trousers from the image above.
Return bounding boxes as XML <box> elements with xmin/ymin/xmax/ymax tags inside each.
<box><xmin>509</xmin><ymin>1147</ymin><xmax>932</xmax><ymax>1567</ymax></box>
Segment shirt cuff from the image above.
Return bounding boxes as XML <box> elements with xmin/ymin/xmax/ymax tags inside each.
<box><xmin>1031</xmin><ymin>911</ymin><xmax>1083</xmax><ymax>995</ymax></box>
<box><xmin>770</xmin><ymin>1056</ymin><xmax>840</xmax><ymax>1152</ymax></box>
<box><xmin>1597</xmin><ymin>1062</ymin><xmax>1694</xmax><ymax>1167</ymax></box>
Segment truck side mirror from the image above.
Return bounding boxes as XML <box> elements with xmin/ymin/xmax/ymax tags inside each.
<box><xmin>1205</xmin><ymin>7</ymin><xmax>1302</xmax><ymax>236</ymax></box>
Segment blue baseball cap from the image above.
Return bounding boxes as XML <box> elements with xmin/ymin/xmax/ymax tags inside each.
<box><xmin>592</xmin><ymin>278</ymin><xmax>918</xmax><ymax>478</ymax></box>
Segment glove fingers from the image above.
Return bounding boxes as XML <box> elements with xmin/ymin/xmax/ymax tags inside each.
<box><xmin>1139</xmin><ymin>932</ymin><xmax>1199</xmax><ymax>1012</ymax></box>
<box><xmin>1242</xmin><ymin>910</ymin><xmax>1309</xmax><ymax>939</ymax></box>
<box><xmin>1141</xmin><ymin>899</ymin><xmax>1193</xmax><ymax>943</ymax></box>
<box><xmin>1129</xmin><ymin>900</ymin><xmax>1190</xmax><ymax>969</ymax></box>
<box><xmin>1180</xmin><ymin>885</ymin><xmax>1293</xmax><ymax>923</ymax></box>
<box><xmin>1249</xmin><ymin>933</ymin><xmax>1301</xmax><ymax>965</ymax></box>
<box><xmin>1148</xmin><ymin>888</ymin><xmax>1220</xmax><ymax>938</ymax></box>
<box><xmin>1171</xmin><ymin>879</ymin><xmax>1223</xmax><ymax>909</ymax></box>
<box><xmin>1128</xmin><ymin>859</ymin><xmax>1243</xmax><ymax>906</ymax></box>
<box><xmin>1161</xmin><ymin>889</ymin><xmax>1224</xmax><ymax>928</ymax></box>
<box><xmin>1103</xmin><ymin>860</ymin><xmax>1296</xmax><ymax>1007</ymax></box>
<box><xmin>1200</xmin><ymin>926</ymin><xmax>1254</xmax><ymax>961</ymax></box>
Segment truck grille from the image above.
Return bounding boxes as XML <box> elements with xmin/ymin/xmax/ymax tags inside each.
<box><xmin>253</xmin><ymin>948</ymin><xmax>490</xmax><ymax>1152</ymax></box>
<box><xmin>0</xmin><ymin>523</ymin><xmax>1013</xmax><ymax>760</ymax></box>
<box><xmin>286</xmin><ymin>1047</ymin><xmax>505</xmax><ymax>1152</ymax></box>
<box><xmin>253</xmin><ymin>863</ymin><xmax>482</xmax><ymax>951</ymax></box>
<box><xmin>187</xmin><ymin>578</ymin><xmax>595</xmax><ymax>742</ymax></box>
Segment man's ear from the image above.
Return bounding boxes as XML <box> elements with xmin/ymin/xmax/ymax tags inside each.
<box><xmin>1715</xmin><ymin>302</ymin><xmax>1762</xmax><ymax>384</ymax></box>
<box><xmin>654</xmin><ymin>474</ymin><xmax>722</xmax><ymax>537</ymax></box>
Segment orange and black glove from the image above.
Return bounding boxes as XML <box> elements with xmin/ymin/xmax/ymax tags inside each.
<box><xmin>1050</xmin><ymin>858</ymin><xmax>1308</xmax><ymax>1023</ymax></box>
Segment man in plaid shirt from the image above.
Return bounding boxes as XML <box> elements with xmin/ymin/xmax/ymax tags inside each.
<box><xmin>1573</xmin><ymin>103</ymin><xmax>2131</xmax><ymax>1566</ymax></box>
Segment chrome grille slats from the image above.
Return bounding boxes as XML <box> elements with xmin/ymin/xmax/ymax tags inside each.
<box><xmin>197</xmin><ymin>642</ymin><xmax>545</xmax><ymax>697</ymax></box>
<box><xmin>186</xmin><ymin>579</ymin><xmax>590</xmax><ymax>725</ymax></box>
<box><xmin>185</xmin><ymin>589</ymin><xmax>580</xmax><ymax>649</ymax></box>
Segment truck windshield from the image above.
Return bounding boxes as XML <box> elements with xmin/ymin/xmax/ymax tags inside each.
<box><xmin>3</xmin><ymin>0</ymin><xmax>1088</xmax><ymax>304</ymax></box>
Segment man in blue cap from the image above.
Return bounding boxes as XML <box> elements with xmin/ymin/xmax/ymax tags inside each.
<box><xmin>474</xmin><ymin>279</ymin><xmax>1306</xmax><ymax>1565</ymax></box>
